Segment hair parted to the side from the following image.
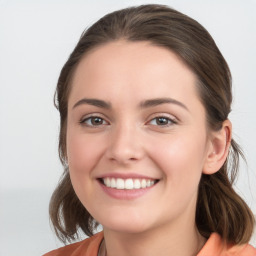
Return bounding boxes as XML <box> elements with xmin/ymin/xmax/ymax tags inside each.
<box><xmin>50</xmin><ymin>4</ymin><xmax>255</xmax><ymax>244</ymax></box>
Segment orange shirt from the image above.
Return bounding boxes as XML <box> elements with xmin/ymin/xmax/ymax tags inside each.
<box><xmin>43</xmin><ymin>232</ymin><xmax>103</xmax><ymax>256</ymax></box>
<box><xmin>43</xmin><ymin>232</ymin><xmax>256</xmax><ymax>256</ymax></box>
<box><xmin>197</xmin><ymin>233</ymin><xmax>256</xmax><ymax>256</ymax></box>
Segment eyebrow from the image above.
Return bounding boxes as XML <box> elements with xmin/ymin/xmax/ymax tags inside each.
<box><xmin>72</xmin><ymin>98</ymin><xmax>111</xmax><ymax>109</ymax></box>
<box><xmin>72</xmin><ymin>97</ymin><xmax>188</xmax><ymax>111</ymax></box>
<box><xmin>139</xmin><ymin>98</ymin><xmax>189</xmax><ymax>111</ymax></box>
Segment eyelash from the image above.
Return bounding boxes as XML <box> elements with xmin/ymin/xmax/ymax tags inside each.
<box><xmin>79</xmin><ymin>115</ymin><xmax>109</xmax><ymax>127</ymax></box>
<box><xmin>147</xmin><ymin>116</ymin><xmax>177</xmax><ymax>127</ymax></box>
<box><xmin>79</xmin><ymin>114</ymin><xmax>177</xmax><ymax>128</ymax></box>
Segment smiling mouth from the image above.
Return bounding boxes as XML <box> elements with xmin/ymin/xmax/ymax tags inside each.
<box><xmin>99</xmin><ymin>177</ymin><xmax>159</xmax><ymax>190</ymax></box>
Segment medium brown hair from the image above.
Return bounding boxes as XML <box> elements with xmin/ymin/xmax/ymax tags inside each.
<box><xmin>50</xmin><ymin>4</ymin><xmax>255</xmax><ymax>244</ymax></box>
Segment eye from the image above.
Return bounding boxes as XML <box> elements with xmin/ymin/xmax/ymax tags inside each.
<box><xmin>80</xmin><ymin>116</ymin><xmax>108</xmax><ymax>127</ymax></box>
<box><xmin>148</xmin><ymin>116</ymin><xmax>176</xmax><ymax>126</ymax></box>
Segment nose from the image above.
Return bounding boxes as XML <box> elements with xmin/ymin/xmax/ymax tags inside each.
<box><xmin>105</xmin><ymin>123</ymin><xmax>145</xmax><ymax>165</ymax></box>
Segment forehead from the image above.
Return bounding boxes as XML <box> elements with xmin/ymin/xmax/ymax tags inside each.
<box><xmin>69</xmin><ymin>40</ymin><xmax>201</xmax><ymax>108</ymax></box>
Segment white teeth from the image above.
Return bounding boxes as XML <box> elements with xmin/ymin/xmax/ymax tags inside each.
<box><xmin>141</xmin><ymin>179</ymin><xmax>147</xmax><ymax>188</ymax></box>
<box><xmin>116</xmin><ymin>178</ymin><xmax>124</xmax><ymax>189</ymax></box>
<box><xmin>134</xmin><ymin>179</ymin><xmax>141</xmax><ymax>189</ymax></box>
<box><xmin>105</xmin><ymin>177</ymin><xmax>111</xmax><ymax>187</ymax></box>
<box><xmin>110</xmin><ymin>178</ymin><xmax>116</xmax><ymax>188</ymax></box>
<box><xmin>103</xmin><ymin>177</ymin><xmax>157</xmax><ymax>190</ymax></box>
<box><xmin>125</xmin><ymin>179</ymin><xmax>133</xmax><ymax>190</ymax></box>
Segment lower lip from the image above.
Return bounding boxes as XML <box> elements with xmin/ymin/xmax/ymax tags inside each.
<box><xmin>98</xmin><ymin>181</ymin><xmax>156</xmax><ymax>200</ymax></box>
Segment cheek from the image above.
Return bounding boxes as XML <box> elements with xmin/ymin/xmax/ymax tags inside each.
<box><xmin>66</xmin><ymin>130</ymin><xmax>107</xmax><ymax>207</ymax></box>
<box><xmin>150</xmin><ymin>132</ymin><xmax>208</xmax><ymax>184</ymax></box>
<box><xmin>66</xmin><ymin>130</ymin><xmax>104</xmax><ymax>178</ymax></box>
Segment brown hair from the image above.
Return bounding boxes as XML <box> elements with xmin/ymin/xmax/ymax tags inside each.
<box><xmin>49</xmin><ymin>4</ymin><xmax>255</xmax><ymax>244</ymax></box>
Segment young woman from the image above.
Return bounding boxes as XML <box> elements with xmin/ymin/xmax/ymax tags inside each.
<box><xmin>44</xmin><ymin>4</ymin><xmax>256</xmax><ymax>256</ymax></box>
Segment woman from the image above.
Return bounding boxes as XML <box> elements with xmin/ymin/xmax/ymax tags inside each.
<box><xmin>44</xmin><ymin>4</ymin><xmax>256</xmax><ymax>256</ymax></box>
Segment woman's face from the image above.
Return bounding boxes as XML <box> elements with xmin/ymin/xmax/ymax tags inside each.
<box><xmin>66</xmin><ymin>41</ymin><xmax>213</xmax><ymax>234</ymax></box>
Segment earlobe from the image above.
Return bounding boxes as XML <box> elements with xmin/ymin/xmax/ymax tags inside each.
<box><xmin>203</xmin><ymin>120</ymin><xmax>232</xmax><ymax>175</ymax></box>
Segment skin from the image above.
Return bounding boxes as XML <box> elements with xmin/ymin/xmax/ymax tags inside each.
<box><xmin>66</xmin><ymin>41</ymin><xmax>231</xmax><ymax>256</ymax></box>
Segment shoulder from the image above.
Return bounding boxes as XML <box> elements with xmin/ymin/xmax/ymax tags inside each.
<box><xmin>198</xmin><ymin>233</ymin><xmax>256</xmax><ymax>256</ymax></box>
<box><xmin>43</xmin><ymin>232</ymin><xmax>104</xmax><ymax>256</ymax></box>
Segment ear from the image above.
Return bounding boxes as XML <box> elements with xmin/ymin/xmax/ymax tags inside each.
<box><xmin>203</xmin><ymin>120</ymin><xmax>232</xmax><ymax>175</ymax></box>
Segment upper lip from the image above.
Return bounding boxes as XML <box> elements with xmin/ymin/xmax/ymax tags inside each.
<box><xmin>96</xmin><ymin>172</ymin><xmax>160</xmax><ymax>180</ymax></box>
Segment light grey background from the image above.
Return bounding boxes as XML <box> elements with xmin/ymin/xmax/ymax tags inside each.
<box><xmin>0</xmin><ymin>0</ymin><xmax>255</xmax><ymax>255</ymax></box>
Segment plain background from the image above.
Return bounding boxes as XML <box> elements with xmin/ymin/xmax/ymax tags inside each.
<box><xmin>0</xmin><ymin>0</ymin><xmax>255</xmax><ymax>255</ymax></box>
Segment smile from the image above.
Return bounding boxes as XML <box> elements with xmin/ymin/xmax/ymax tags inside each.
<box><xmin>101</xmin><ymin>177</ymin><xmax>158</xmax><ymax>190</ymax></box>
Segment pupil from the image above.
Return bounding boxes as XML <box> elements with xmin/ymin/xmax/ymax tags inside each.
<box><xmin>92</xmin><ymin>117</ymin><xmax>102</xmax><ymax>125</ymax></box>
<box><xmin>157</xmin><ymin>117</ymin><xmax>167</xmax><ymax>125</ymax></box>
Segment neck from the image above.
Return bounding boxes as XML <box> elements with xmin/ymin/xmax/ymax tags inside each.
<box><xmin>102</xmin><ymin>219</ymin><xmax>206</xmax><ymax>256</ymax></box>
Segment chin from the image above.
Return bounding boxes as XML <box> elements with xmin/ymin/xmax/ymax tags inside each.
<box><xmin>98</xmin><ymin>213</ymin><xmax>151</xmax><ymax>234</ymax></box>
<box><xmin>103</xmin><ymin>222</ymin><xmax>148</xmax><ymax>234</ymax></box>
